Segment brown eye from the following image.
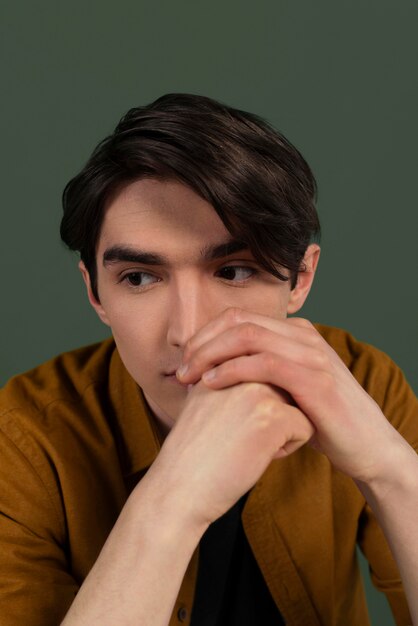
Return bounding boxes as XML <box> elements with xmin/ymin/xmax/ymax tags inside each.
<box><xmin>122</xmin><ymin>272</ymin><xmax>159</xmax><ymax>288</ymax></box>
<box><xmin>126</xmin><ymin>273</ymin><xmax>143</xmax><ymax>286</ymax></box>
<box><xmin>217</xmin><ymin>266</ymin><xmax>256</xmax><ymax>281</ymax></box>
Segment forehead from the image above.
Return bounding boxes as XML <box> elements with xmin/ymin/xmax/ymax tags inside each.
<box><xmin>98</xmin><ymin>178</ymin><xmax>230</xmax><ymax>256</ymax></box>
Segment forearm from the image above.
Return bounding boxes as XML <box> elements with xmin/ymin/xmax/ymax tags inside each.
<box><xmin>356</xmin><ymin>443</ymin><xmax>418</xmax><ymax>625</ymax></box>
<box><xmin>61</xmin><ymin>467</ymin><xmax>206</xmax><ymax>626</ymax></box>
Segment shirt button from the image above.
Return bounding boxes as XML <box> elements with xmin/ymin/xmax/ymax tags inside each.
<box><xmin>177</xmin><ymin>606</ymin><xmax>188</xmax><ymax>622</ymax></box>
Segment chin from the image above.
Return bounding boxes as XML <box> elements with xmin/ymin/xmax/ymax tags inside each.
<box><xmin>142</xmin><ymin>378</ymin><xmax>189</xmax><ymax>425</ymax></box>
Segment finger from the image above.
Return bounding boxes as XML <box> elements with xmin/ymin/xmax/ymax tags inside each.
<box><xmin>201</xmin><ymin>353</ymin><xmax>290</xmax><ymax>388</ymax></box>
<box><xmin>269</xmin><ymin>403</ymin><xmax>316</xmax><ymax>459</ymax></box>
<box><xmin>200</xmin><ymin>351</ymin><xmax>332</xmax><ymax>427</ymax></box>
<box><xmin>178</xmin><ymin>322</ymin><xmax>325</xmax><ymax>383</ymax></box>
<box><xmin>182</xmin><ymin>308</ymin><xmax>317</xmax><ymax>363</ymax></box>
<box><xmin>272</xmin><ymin>411</ymin><xmax>316</xmax><ymax>459</ymax></box>
<box><xmin>286</xmin><ymin>317</ymin><xmax>315</xmax><ymax>329</ymax></box>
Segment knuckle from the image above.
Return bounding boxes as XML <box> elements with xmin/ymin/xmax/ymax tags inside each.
<box><xmin>244</xmin><ymin>380</ymin><xmax>263</xmax><ymax>393</ymax></box>
<box><xmin>308</xmin><ymin>329</ymin><xmax>323</xmax><ymax>346</ymax></box>
<box><xmin>258</xmin><ymin>397</ymin><xmax>279</xmax><ymax>418</ymax></box>
<box><xmin>243</xmin><ymin>385</ymin><xmax>283</xmax><ymax>428</ymax></box>
<box><xmin>292</xmin><ymin>317</ymin><xmax>312</xmax><ymax>329</ymax></box>
<box><xmin>242</xmin><ymin>381</ymin><xmax>265</xmax><ymax>401</ymax></box>
<box><xmin>225</xmin><ymin>307</ymin><xmax>244</xmax><ymax>325</ymax></box>
<box><xmin>312</xmin><ymin>349</ymin><xmax>330</xmax><ymax>370</ymax></box>
<box><xmin>262</xmin><ymin>351</ymin><xmax>278</xmax><ymax>374</ymax></box>
<box><xmin>241</xmin><ymin>376</ymin><xmax>278</xmax><ymax>408</ymax></box>
<box><xmin>293</xmin><ymin>318</ymin><xmax>322</xmax><ymax>347</ymax></box>
<box><xmin>251</xmin><ymin>392</ymin><xmax>278</xmax><ymax>420</ymax></box>
<box><xmin>238</xmin><ymin>322</ymin><xmax>258</xmax><ymax>345</ymax></box>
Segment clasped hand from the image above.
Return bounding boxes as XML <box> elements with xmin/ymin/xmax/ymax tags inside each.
<box><xmin>177</xmin><ymin>307</ymin><xmax>402</xmax><ymax>485</ymax></box>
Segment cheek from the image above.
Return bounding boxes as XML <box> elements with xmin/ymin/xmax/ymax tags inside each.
<box><xmin>104</xmin><ymin>302</ymin><xmax>165</xmax><ymax>369</ymax></box>
<box><xmin>240</xmin><ymin>287</ymin><xmax>290</xmax><ymax>319</ymax></box>
<box><xmin>102</xmin><ymin>294</ymin><xmax>159</xmax><ymax>336</ymax></box>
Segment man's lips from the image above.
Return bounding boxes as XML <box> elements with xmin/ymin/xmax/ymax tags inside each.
<box><xmin>165</xmin><ymin>370</ymin><xmax>179</xmax><ymax>376</ymax></box>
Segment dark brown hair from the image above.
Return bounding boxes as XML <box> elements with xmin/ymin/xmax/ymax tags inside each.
<box><xmin>61</xmin><ymin>93</ymin><xmax>320</xmax><ymax>300</ymax></box>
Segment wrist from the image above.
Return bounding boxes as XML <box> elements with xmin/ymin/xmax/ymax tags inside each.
<box><xmin>130</xmin><ymin>461</ymin><xmax>210</xmax><ymax>543</ymax></box>
<box><xmin>355</xmin><ymin>439</ymin><xmax>418</xmax><ymax>505</ymax></box>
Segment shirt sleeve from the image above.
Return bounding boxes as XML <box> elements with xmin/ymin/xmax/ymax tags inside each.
<box><xmin>356</xmin><ymin>354</ymin><xmax>418</xmax><ymax>626</ymax></box>
<box><xmin>0</xmin><ymin>418</ymin><xmax>79</xmax><ymax>625</ymax></box>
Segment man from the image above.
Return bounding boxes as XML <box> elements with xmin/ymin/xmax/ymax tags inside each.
<box><xmin>0</xmin><ymin>94</ymin><xmax>417</xmax><ymax>626</ymax></box>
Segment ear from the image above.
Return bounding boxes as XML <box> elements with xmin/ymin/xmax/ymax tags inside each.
<box><xmin>286</xmin><ymin>244</ymin><xmax>321</xmax><ymax>315</ymax></box>
<box><xmin>78</xmin><ymin>261</ymin><xmax>111</xmax><ymax>327</ymax></box>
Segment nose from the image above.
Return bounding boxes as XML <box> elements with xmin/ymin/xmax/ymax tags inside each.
<box><xmin>166</xmin><ymin>275</ymin><xmax>215</xmax><ymax>349</ymax></box>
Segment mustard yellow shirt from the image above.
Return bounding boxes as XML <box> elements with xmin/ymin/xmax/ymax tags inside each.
<box><xmin>0</xmin><ymin>325</ymin><xmax>416</xmax><ymax>625</ymax></box>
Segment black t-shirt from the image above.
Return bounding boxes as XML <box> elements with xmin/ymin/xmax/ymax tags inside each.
<box><xmin>190</xmin><ymin>492</ymin><xmax>285</xmax><ymax>625</ymax></box>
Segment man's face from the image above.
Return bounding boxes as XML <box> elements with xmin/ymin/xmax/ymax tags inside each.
<box><xmin>81</xmin><ymin>179</ymin><xmax>315</xmax><ymax>432</ymax></box>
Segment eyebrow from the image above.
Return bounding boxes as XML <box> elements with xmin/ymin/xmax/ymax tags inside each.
<box><xmin>102</xmin><ymin>239</ymin><xmax>249</xmax><ymax>268</ymax></box>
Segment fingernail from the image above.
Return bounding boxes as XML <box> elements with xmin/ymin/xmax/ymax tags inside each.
<box><xmin>177</xmin><ymin>364</ymin><xmax>189</xmax><ymax>378</ymax></box>
<box><xmin>202</xmin><ymin>369</ymin><xmax>216</xmax><ymax>382</ymax></box>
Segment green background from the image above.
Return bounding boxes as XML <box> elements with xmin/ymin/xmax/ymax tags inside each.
<box><xmin>1</xmin><ymin>1</ymin><xmax>417</xmax><ymax>623</ymax></box>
